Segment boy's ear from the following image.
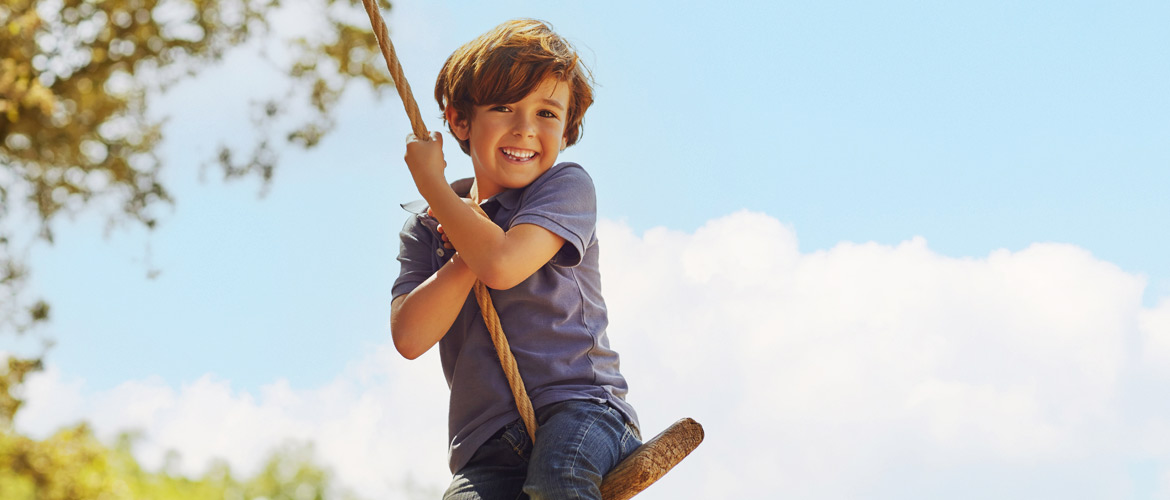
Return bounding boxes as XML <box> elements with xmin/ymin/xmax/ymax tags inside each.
<box><xmin>445</xmin><ymin>106</ymin><xmax>470</xmax><ymax>141</ymax></box>
<box><xmin>560</xmin><ymin>134</ymin><xmax>568</xmax><ymax>151</ymax></box>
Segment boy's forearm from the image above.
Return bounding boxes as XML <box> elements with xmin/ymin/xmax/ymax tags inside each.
<box><xmin>419</xmin><ymin>183</ymin><xmax>511</xmax><ymax>284</ymax></box>
<box><xmin>391</xmin><ymin>254</ymin><xmax>477</xmax><ymax>359</ymax></box>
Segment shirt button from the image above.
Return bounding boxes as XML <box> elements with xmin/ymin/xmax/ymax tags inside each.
<box><xmin>436</xmin><ymin>248</ymin><xmax>445</xmax><ymax>257</ymax></box>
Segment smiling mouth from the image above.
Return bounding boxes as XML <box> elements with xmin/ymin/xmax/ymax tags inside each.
<box><xmin>501</xmin><ymin>147</ymin><xmax>538</xmax><ymax>162</ymax></box>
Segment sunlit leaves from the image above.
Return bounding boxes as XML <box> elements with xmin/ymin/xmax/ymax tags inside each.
<box><xmin>0</xmin><ymin>356</ymin><xmax>43</xmax><ymax>427</ymax></box>
<box><xmin>0</xmin><ymin>0</ymin><xmax>398</xmax><ymax>339</ymax></box>
<box><xmin>0</xmin><ymin>426</ymin><xmax>354</xmax><ymax>500</ymax></box>
<box><xmin>0</xmin><ymin>4</ymin><xmax>400</xmax><ymax>492</ymax></box>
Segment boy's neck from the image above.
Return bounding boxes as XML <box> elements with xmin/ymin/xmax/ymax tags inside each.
<box><xmin>470</xmin><ymin>180</ymin><xmax>481</xmax><ymax>204</ymax></box>
<box><xmin>469</xmin><ymin>178</ymin><xmax>499</xmax><ymax>204</ymax></box>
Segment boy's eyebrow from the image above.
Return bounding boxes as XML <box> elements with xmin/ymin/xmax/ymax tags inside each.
<box><xmin>541</xmin><ymin>97</ymin><xmax>566</xmax><ymax>110</ymax></box>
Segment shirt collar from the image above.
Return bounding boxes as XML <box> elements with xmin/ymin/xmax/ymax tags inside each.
<box><xmin>400</xmin><ymin>177</ymin><xmax>523</xmax><ymax>217</ymax></box>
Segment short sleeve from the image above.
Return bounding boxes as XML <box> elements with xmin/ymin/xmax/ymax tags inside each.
<box><xmin>393</xmin><ymin>213</ymin><xmax>441</xmax><ymax>299</ymax></box>
<box><xmin>509</xmin><ymin>163</ymin><xmax>597</xmax><ymax>267</ymax></box>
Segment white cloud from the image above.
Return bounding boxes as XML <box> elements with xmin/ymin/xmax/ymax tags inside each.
<box><xmin>17</xmin><ymin>210</ymin><xmax>1170</xmax><ymax>499</ymax></box>
<box><xmin>1140</xmin><ymin>298</ymin><xmax>1170</xmax><ymax>373</ymax></box>
<box><xmin>20</xmin><ymin>345</ymin><xmax>451</xmax><ymax>498</ymax></box>
<box><xmin>600</xmin><ymin>210</ymin><xmax>1155</xmax><ymax>498</ymax></box>
<box><xmin>12</xmin><ymin>364</ymin><xmax>87</xmax><ymax>437</ymax></box>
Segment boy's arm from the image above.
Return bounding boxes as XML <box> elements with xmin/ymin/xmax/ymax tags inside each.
<box><xmin>405</xmin><ymin>133</ymin><xmax>565</xmax><ymax>290</ymax></box>
<box><xmin>390</xmin><ymin>253</ymin><xmax>477</xmax><ymax>360</ymax></box>
<box><xmin>427</xmin><ymin>189</ymin><xmax>564</xmax><ymax>290</ymax></box>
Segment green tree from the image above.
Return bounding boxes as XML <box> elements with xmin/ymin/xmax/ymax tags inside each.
<box><xmin>0</xmin><ymin>0</ymin><xmax>396</xmax><ymax>406</ymax></box>
<box><xmin>0</xmin><ymin>422</ymin><xmax>360</xmax><ymax>499</ymax></box>
<box><xmin>1</xmin><ymin>1</ymin><xmax>399</xmax><ymax>495</ymax></box>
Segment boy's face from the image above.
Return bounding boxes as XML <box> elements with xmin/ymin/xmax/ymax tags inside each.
<box><xmin>449</xmin><ymin>77</ymin><xmax>571</xmax><ymax>200</ymax></box>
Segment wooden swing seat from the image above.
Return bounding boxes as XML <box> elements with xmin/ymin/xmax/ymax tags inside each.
<box><xmin>600</xmin><ymin>417</ymin><xmax>704</xmax><ymax>500</ymax></box>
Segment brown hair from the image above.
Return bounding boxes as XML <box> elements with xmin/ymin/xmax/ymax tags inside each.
<box><xmin>435</xmin><ymin>19</ymin><xmax>594</xmax><ymax>155</ymax></box>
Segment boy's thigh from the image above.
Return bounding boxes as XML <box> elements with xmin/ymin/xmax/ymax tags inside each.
<box><xmin>523</xmin><ymin>400</ymin><xmax>642</xmax><ymax>500</ymax></box>
<box><xmin>444</xmin><ymin>420</ymin><xmax>532</xmax><ymax>500</ymax></box>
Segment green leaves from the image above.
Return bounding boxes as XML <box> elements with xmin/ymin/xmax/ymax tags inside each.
<box><xmin>0</xmin><ymin>356</ymin><xmax>43</xmax><ymax>427</ymax></box>
<box><xmin>0</xmin><ymin>4</ymin><xmax>398</xmax><ymax>495</ymax></box>
<box><xmin>0</xmin><ymin>427</ymin><xmax>353</xmax><ymax>500</ymax></box>
<box><xmin>0</xmin><ymin>0</ymin><xmax>396</xmax><ymax>339</ymax></box>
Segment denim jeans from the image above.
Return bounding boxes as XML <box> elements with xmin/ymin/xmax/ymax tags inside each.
<box><xmin>443</xmin><ymin>400</ymin><xmax>642</xmax><ymax>500</ymax></box>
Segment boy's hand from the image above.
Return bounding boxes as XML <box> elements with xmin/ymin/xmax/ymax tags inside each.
<box><xmin>436</xmin><ymin>224</ymin><xmax>452</xmax><ymax>250</ymax></box>
<box><xmin>404</xmin><ymin>131</ymin><xmax>447</xmax><ymax>194</ymax></box>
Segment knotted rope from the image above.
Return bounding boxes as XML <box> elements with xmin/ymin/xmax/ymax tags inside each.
<box><xmin>360</xmin><ymin>0</ymin><xmax>539</xmax><ymax>442</ymax></box>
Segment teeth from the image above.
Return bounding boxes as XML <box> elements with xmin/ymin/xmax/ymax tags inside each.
<box><xmin>503</xmin><ymin>148</ymin><xmax>536</xmax><ymax>159</ymax></box>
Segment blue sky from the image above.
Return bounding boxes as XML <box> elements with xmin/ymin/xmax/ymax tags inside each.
<box><xmin>7</xmin><ymin>1</ymin><xmax>1170</xmax><ymax>498</ymax></box>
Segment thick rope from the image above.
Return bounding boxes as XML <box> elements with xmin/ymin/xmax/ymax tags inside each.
<box><xmin>359</xmin><ymin>0</ymin><xmax>428</xmax><ymax>142</ymax></box>
<box><xmin>361</xmin><ymin>0</ymin><xmax>539</xmax><ymax>441</ymax></box>
<box><xmin>472</xmin><ymin>281</ymin><xmax>539</xmax><ymax>442</ymax></box>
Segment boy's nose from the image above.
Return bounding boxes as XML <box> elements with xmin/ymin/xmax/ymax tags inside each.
<box><xmin>511</xmin><ymin>116</ymin><xmax>536</xmax><ymax>138</ymax></box>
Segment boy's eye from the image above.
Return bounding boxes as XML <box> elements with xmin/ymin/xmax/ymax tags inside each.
<box><xmin>490</xmin><ymin>105</ymin><xmax>510</xmax><ymax>112</ymax></box>
<box><xmin>538</xmin><ymin>110</ymin><xmax>558</xmax><ymax>119</ymax></box>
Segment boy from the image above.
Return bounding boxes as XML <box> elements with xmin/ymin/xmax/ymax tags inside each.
<box><xmin>390</xmin><ymin>19</ymin><xmax>641</xmax><ymax>500</ymax></box>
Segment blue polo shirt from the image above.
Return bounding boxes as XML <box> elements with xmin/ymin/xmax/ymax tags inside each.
<box><xmin>392</xmin><ymin>162</ymin><xmax>639</xmax><ymax>474</ymax></box>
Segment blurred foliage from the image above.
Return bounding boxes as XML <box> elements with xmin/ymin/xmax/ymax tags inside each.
<box><xmin>0</xmin><ymin>357</ymin><xmax>42</xmax><ymax>428</ymax></box>
<box><xmin>0</xmin><ymin>422</ymin><xmax>361</xmax><ymax>500</ymax></box>
<box><xmin>1</xmin><ymin>0</ymin><xmax>394</xmax><ymax>239</ymax></box>
<box><xmin>0</xmin><ymin>0</ymin><xmax>397</xmax><ymax>420</ymax></box>
<box><xmin>1</xmin><ymin>0</ymin><xmax>399</xmax><ymax>495</ymax></box>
